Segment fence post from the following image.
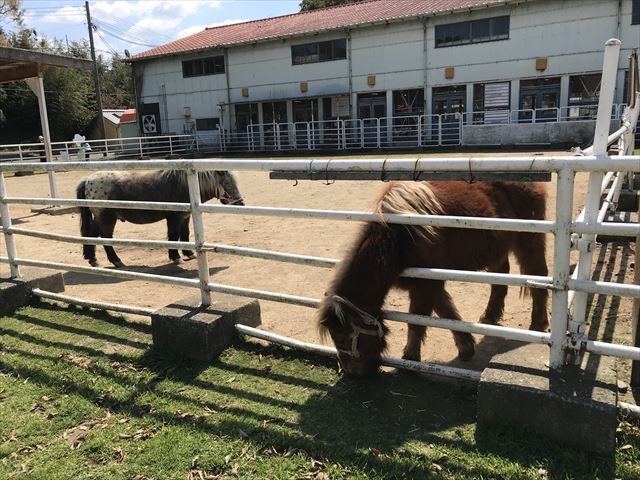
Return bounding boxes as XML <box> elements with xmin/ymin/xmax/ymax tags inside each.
<box><xmin>438</xmin><ymin>115</ymin><xmax>442</xmax><ymax>146</ymax></box>
<box><xmin>138</xmin><ymin>138</ymin><xmax>143</xmax><ymax>157</ymax></box>
<box><xmin>0</xmin><ymin>172</ymin><xmax>21</xmax><ymax>278</ymax></box>
<box><xmin>104</xmin><ymin>139</ymin><xmax>109</xmax><ymax>158</ymax></box>
<box><xmin>549</xmin><ymin>167</ymin><xmax>575</xmax><ymax>369</ymax></box>
<box><xmin>568</xmin><ymin>38</ymin><xmax>621</xmax><ymax>364</ymax></box>
<box><xmin>169</xmin><ymin>136</ymin><xmax>174</xmax><ymax>155</ymax></box>
<box><xmin>186</xmin><ymin>168</ymin><xmax>212</xmax><ymax>307</ymax></box>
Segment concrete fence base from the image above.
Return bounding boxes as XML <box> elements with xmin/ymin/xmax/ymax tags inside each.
<box><xmin>151</xmin><ymin>294</ymin><xmax>261</xmax><ymax>363</ymax></box>
<box><xmin>477</xmin><ymin>342</ymin><xmax>618</xmax><ymax>454</ymax></box>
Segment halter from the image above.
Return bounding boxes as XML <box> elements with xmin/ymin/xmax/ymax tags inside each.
<box><xmin>332</xmin><ymin>295</ymin><xmax>384</xmax><ymax>359</ymax></box>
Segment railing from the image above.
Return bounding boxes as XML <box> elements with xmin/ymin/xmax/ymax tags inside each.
<box><xmin>0</xmin><ymin>102</ymin><xmax>630</xmax><ymax>165</ymax></box>
<box><xmin>0</xmin><ymin>134</ymin><xmax>195</xmax><ymax>164</ymax></box>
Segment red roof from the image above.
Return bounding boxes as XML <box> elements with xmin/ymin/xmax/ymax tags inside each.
<box><xmin>120</xmin><ymin>109</ymin><xmax>137</xmax><ymax>124</ymax></box>
<box><xmin>132</xmin><ymin>0</ymin><xmax>518</xmax><ymax>61</ymax></box>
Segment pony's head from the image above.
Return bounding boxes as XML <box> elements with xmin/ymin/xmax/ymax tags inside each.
<box><xmin>318</xmin><ymin>294</ymin><xmax>388</xmax><ymax>376</ymax></box>
<box><xmin>214</xmin><ymin>171</ymin><xmax>245</xmax><ymax>205</ymax></box>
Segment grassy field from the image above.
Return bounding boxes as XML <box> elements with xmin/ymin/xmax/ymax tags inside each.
<box><xmin>0</xmin><ymin>301</ymin><xmax>639</xmax><ymax>480</ymax></box>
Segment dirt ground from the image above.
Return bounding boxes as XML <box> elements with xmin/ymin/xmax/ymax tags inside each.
<box><xmin>1</xmin><ymin>151</ymin><xmax>636</xmax><ymax>379</ymax></box>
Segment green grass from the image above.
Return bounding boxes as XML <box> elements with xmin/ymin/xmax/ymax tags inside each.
<box><xmin>0</xmin><ymin>301</ymin><xmax>638</xmax><ymax>479</ymax></box>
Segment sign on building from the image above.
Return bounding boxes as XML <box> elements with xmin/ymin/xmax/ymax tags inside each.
<box><xmin>331</xmin><ymin>96</ymin><xmax>350</xmax><ymax>117</ymax></box>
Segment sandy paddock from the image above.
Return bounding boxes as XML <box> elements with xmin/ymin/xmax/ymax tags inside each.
<box><xmin>0</xmin><ymin>152</ymin><xmax>617</xmax><ymax>371</ymax></box>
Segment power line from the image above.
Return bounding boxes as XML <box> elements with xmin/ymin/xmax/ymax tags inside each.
<box><xmin>94</xmin><ymin>23</ymin><xmax>159</xmax><ymax>48</ymax></box>
<box><xmin>91</xmin><ymin>13</ymin><xmax>172</xmax><ymax>40</ymax></box>
<box><xmin>92</xmin><ymin>18</ymin><xmax>165</xmax><ymax>46</ymax></box>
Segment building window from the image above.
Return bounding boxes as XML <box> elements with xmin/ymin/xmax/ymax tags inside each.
<box><xmin>195</xmin><ymin>118</ymin><xmax>220</xmax><ymax>131</ymax></box>
<box><xmin>566</xmin><ymin>73</ymin><xmax>601</xmax><ymax>120</ymax></box>
<box><xmin>292</xmin><ymin>39</ymin><xmax>346</xmax><ymax>65</ymax></box>
<box><xmin>473</xmin><ymin>82</ymin><xmax>510</xmax><ymax>124</ymax></box>
<box><xmin>393</xmin><ymin>89</ymin><xmax>424</xmax><ymax>116</ymax></box>
<box><xmin>633</xmin><ymin>0</ymin><xmax>640</xmax><ymax>25</ymax></box>
<box><xmin>435</xmin><ymin>16</ymin><xmax>509</xmax><ymax>48</ymax></box>
<box><xmin>182</xmin><ymin>56</ymin><xmax>225</xmax><ymax>78</ymax></box>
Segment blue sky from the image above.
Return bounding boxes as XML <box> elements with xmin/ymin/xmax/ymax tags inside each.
<box><xmin>12</xmin><ymin>1</ymin><xmax>301</xmax><ymax>58</ymax></box>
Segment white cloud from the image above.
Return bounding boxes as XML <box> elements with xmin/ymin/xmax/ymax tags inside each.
<box><xmin>176</xmin><ymin>18</ymin><xmax>247</xmax><ymax>39</ymax></box>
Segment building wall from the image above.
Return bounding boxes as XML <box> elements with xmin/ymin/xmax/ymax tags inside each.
<box><xmin>136</xmin><ymin>0</ymin><xmax>639</xmax><ymax>139</ymax></box>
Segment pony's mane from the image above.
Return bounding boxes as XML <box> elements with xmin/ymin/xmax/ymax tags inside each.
<box><xmin>375</xmin><ymin>182</ymin><xmax>443</xmax><ymax>241</ymax></box>
<box><xmin>159</xmin><ymin>170</ymin><xmax>222</xmax><ymax>199</ymax></box>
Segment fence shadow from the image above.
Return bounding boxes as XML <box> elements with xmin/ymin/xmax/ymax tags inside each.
<box><xmin>64</xmin><ymin>263</ymin><xmax>229</xmax><ymax>286</ymax></box>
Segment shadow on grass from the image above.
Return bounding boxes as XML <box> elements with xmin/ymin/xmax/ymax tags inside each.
<box><xmin>0</xmin><ymin>305</ymin><xmax>620</xmax><ymax>478</ymax></box>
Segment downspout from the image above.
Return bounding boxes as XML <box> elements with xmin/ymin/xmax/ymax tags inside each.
<box><xmin>616</xmin><ymin>0</ymin><xmax>622</xmax><ymax>40</ymax></box>
<box><xmin>422</xmin><ymin>17</ymin><xmax>429</xmax><ymax>146</ymax></box>
<box><xmin>133</xmin><ymin>62</ymin><xmax>145</xmax><ymax>135</ymax></box>
<box><xmin>224</xmin><ymin>47</ymin><xmax>232</xmax><ymax>131</ymax></box>
<box><xmin>347</xmin><ymin>29</ymin><xmax>353</xmax><ymax>117</ymax></box>
<box><xmin>422</xmin><ymin>18</ymin><xmax>428</xmax><ymax>114</ymax></box>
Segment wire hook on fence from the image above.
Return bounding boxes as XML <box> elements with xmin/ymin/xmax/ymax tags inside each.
<box><xmin>468</xmin><ymin>157</ymin><xmax>476</xmax><ymax>184</ymax></box>
<box><xmin>324</xmin><ymin>160</ymin><xmax>335</xmax><ymax>185</ymax></box>
<box><xmin>520</xmin><ymin>158</ymin><xmax>536</xmax><ymax>182</ymax></box>
<box><xmin>412</xmin><ymin>158</ymin><xmax>422</xmax><ymax>181</ymax></box>
<box><xmin>381</xmin><ymin>158</ymin><xmax>389</xmax><ymax>182</ymax></box>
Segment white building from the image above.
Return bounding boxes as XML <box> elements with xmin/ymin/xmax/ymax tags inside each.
<box><xmin>130</xmin><ymin>0</ymin><xmax>640</xmax><ymax>149</ymax></box>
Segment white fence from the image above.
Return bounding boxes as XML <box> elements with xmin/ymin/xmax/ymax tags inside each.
<box><xmin>0</xmin><ymin>40</ymin><xmax>639</xmax><ymax>381</ymax></box>
<box><xmin>0</xmin><ymin>103</ymin><xmax>631</xmax><ymax>164</ymax></box>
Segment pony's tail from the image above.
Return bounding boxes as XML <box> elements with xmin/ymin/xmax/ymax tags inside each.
<box><xmin>77</xmin><ymin>180</ymin><xmax>96</xmax><ymax>262</ymax></box>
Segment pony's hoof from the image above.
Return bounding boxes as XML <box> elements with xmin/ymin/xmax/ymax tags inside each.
<box><xmin>183</xmin><ymin>254</ymin><xmax>196</xmax><ymax>261</ymax></box>
<box><xmin>529</xmin><ymin>321</ymin><xmax>549</xmax><ymax>332</ymax></box>
<box><xmin>401</xmin><ymin>351</ymin><xmax>421</xmax><ymax>362</ymax></box>
<box><xmin>479</xmin><ymin>314</ymin><xmax>500</xmax><ymax>325</ymax></box>
<box><xmin>113</xmin><ymin>261</ymin><xmax>126</xmax><ymax>268</ymax></box>
<box><xmin>171</xmin><ymin>257</ymin><xmax>182</xmax><ymax>265</ymax></box>
<box><xmin>89</xmin><ymin>259</ymin><xmax>99</xmax><ymax>267</ymax></box>
<box><xmin>456</xmin><ymin>334</ymin><xmax>476</xmax><ymax>361</ymax></box>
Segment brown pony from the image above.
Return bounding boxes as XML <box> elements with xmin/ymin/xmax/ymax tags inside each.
<box><xmin>318</xmin><ymin>181</ymin><xmax>548</xmax><ymax>376</ymax></box>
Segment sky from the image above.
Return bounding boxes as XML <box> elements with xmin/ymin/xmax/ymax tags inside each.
<box><xmin>10</xmin><ymin>1</ymin><xmax>302</xmax><ymax>58</ymax></box>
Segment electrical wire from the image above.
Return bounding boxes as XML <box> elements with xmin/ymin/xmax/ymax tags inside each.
<box><xmin>93</xmin><ymin>14</ymin><xmax>173</xmax><ymax>42</ymax></box>
<box><xmin>93</xmin><ymin>22</ymin><xmax>159</xmax><ymax>48</ymax></box>
<box><xmin>92</xmin><ymin>18</ymin><xmax>165</xmax><ymax>46</ymax></box>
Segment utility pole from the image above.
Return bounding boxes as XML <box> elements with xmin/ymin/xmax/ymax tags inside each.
<box><xmin>86</xmin><ymin>1</ymin><xmax>105</xmax><ymax>139</ymax></box>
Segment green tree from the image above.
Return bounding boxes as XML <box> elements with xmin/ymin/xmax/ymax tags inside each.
<box><xmin>0</xmin><ymin>0</ymin><xmax>23</xmax><ymax>45</ymax></box>
<box><xmin>100</xmin><ymin>54</ymin><xmax>134</xmax><ymax>109</ymax></box>
<box><xmin>299</xmin><ymin>0</ymin><xmax>363</xmax><ymax>11</ymax></box>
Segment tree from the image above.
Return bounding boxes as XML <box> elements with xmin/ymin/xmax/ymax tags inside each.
<box><xmin>299</xmin><ymin>0</ymin><xmax>364</xmax><ymax>11</ymax></box>
<box><xmin>0</xmin><ymin>0</ymin><xmax>23</xmax><ymax>45</ymax></box>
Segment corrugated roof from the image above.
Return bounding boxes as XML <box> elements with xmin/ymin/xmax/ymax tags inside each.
<box><xmin>131</xmin><ymin>0</ymin><xmax>520</xmax><ymax>61</ymax></box>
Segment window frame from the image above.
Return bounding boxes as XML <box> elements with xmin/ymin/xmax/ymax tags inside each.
<box><xmin>195</xmin><ymin>118</ymin><xmax>220</xmax><ymax>131</ymax></box>
<box><xmin>435</xmin><ymin>15</ymin><xmax>510</xmax><ymax>48</ymax></box>
<box><xmin>633</xmin><ymin>0</ymin><xmax>640</xmax><ymax>25</ymax></box>
<box><xmin>182</xmin><ymin>55</ymin><xmax>225</xmax><ymax>78</ymax></box>
<box><xmin>291</xmin><ymin>38</ymin><xmax>347</xmax><ymax>65</ymax></box>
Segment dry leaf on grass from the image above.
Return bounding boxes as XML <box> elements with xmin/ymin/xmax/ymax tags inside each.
<box><xmin>113</xmin><ymin>447</ymin><xmax>125</xmax><ymax>464</ymax></box>
<box><xmin>186</xmin><ymin>468</ymin><xmax>220</xmax><ymax>480</ymax></box>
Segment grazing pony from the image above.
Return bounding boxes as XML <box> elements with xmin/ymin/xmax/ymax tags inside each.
<box><xmin>318</xmin><ymin>181</ymin><xmax>548</xmax><ymax>376</ymax></box>
<box><xmin>76</xmin><ymin>170</ymin><xmax>244</xmax><ymax>267</ymax></box>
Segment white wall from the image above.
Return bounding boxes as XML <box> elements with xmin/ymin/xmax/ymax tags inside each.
<box><xmin>137</xmin><ymin>0</ymin><xmax>639</xmax><ymax>134</ymax></box>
